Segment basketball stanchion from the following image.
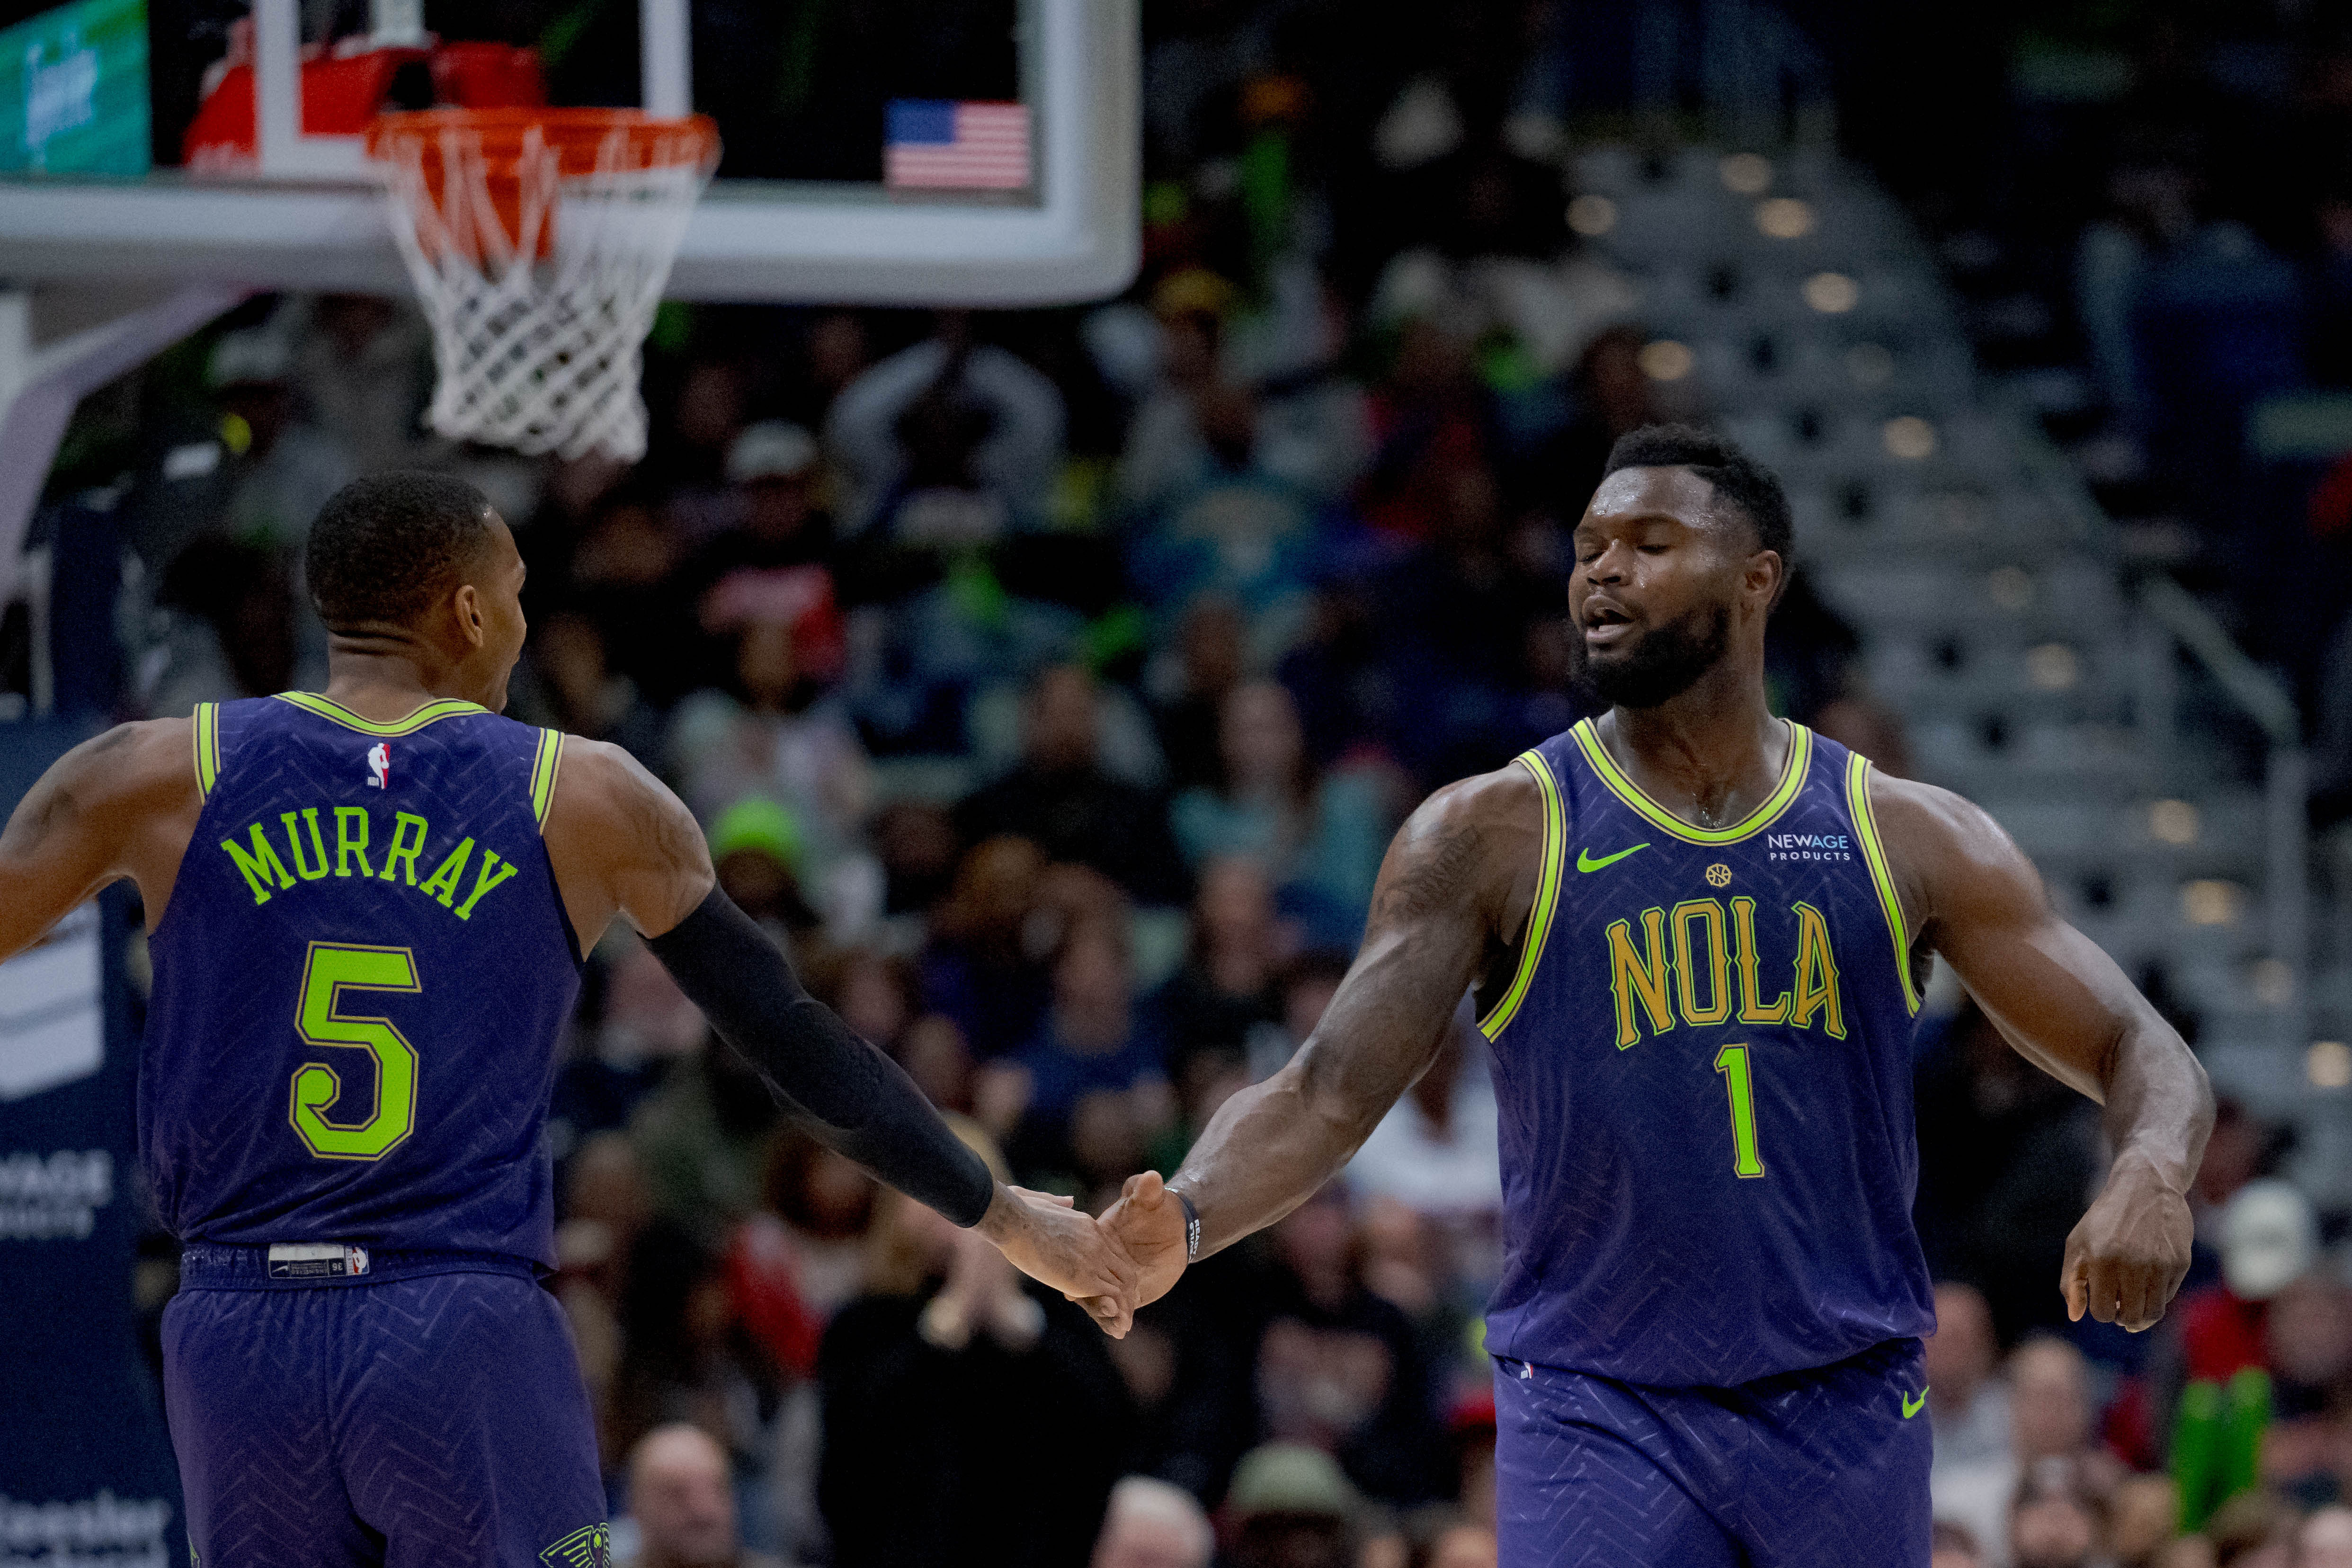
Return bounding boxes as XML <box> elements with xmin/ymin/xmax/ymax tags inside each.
<box><xmin>366</xmin><ymin>107</ymin><xmax>719</xmax><ymax>462</ymax></box>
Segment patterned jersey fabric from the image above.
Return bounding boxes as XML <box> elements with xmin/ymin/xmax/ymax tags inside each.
<box><xmin>143</xmin><ymin>694</ymin><xmax>580</xmax><ymax>1267</ymax></box>
<box><xmin>1479</xmin><ymin>719</ymin><xmax>1936</xmax><ymax>1385</ymax></box>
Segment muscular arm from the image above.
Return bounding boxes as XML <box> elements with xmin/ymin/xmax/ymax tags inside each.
<box><xmin>537</xmin><ymin>736</ymin><xmax>714</xmax><ymax>952</ymax></box>
<box><xmin>1876</xmin><ymin>774</ymin><xmax>2213</xmax><ymax>1331</ymax></box>
<box><xmin>0</xmin><ymin>720</ymin><xmax>201</xmax><ymax>958</ymax></box>
<box><xmin>1104</xmin><ymin>766</ymin><xmax>1541</xmax><ymax>1307</ymax></box>
<box><xmin>541</xmin><ymin>740</ymin><xmax>1135</xmax><ymax>1319</ymax></box>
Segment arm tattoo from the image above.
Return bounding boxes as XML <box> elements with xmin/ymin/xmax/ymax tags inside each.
<box><xmin>22</xmin><ymin>783</ymin><xmax>67</xmax><ymax>846</ymax></box>
<box><xmin>1375</xmin><ymin>819</ymin><xmax>1483</xmax><ymax>925</ymax></box>
<box><xmin>628</xmin><ymin>775</ymin><xmax>697</xmax><ymax>869</ymax></box>
<box><xmin>17</xmin><ymin>727</ymin><xmax>139</xmax><ymax>850</ymax></box>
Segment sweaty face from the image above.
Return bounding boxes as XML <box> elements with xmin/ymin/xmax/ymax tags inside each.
<box><xmin>1569</xmin><ymin>467</ymin><xmax>1759</xmax><ymax>709</ymax></box>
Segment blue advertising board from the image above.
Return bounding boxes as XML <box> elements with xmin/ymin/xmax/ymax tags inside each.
<box><xmin>0</xmin><ymin>722</ymin><xmax>184</xmax><ymax>1566</ymax></box>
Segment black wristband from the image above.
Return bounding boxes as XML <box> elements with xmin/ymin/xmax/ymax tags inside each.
<box><xmin>1172</xmin><ymin>1185</ymin><xmax>1201</xmax><ymax>1262</ymax></box>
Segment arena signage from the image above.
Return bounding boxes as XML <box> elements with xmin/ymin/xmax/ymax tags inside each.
<box><xmin>0</xmin><ymin>730</ymin><xmax>184</xmax><ymax>1564</ymax></box>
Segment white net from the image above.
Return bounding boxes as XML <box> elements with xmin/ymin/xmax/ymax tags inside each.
<box><xmin>374</xmin><ymin>117</ymin><xmax>715</xmax><ymax>463</ymax></box>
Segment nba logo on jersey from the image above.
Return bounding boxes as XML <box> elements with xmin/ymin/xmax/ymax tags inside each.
<box><xmin>365</xmin><ymin>742</ymin><xmax>391</xmax><ymax>789</ymax></box>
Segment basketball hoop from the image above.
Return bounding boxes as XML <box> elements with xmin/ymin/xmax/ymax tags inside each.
<box><xmin>366</xmin><ymin>107</ymin><xmax>720</xmax><ymax>463</ymax></box>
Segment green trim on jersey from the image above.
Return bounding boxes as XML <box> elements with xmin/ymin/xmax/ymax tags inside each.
<box><xmin>272</xmin><ymin>692</ymin><xmax>486</xmax><ymax>736</ymax></box>
<box><xmin>1478</xmin><ymin>749</ymin><xmax>1567</xmax><ymax>1042</ymax></box>
<box><xmin>1570</xmin><ymin>718</ymin><xmax>1812</xmax><ymax>846</ymax></box>
<box><xmin>1844</xmin><ymin>750</ymin><xmax>1921</xmax><ymax>1016</ymax></box>
<box><xmin>192</xmin><ymin>702</ymin><xmax>223</xmax><ymax>798</ymax></box>
<box><xmin>529</xmin><ymin>730</ymin><xmax>565</xmax><ymax>829</ymax></box>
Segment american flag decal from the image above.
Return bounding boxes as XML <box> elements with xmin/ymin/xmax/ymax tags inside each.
<box><xmin>884</xmin><ymin>100</ymin><xmax>1031</xmax><ymax>191</ymax></box>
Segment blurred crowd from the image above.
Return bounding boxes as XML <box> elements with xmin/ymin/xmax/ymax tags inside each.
<box><xmin>1895</xmin><ymin>1</ymin><xmax>2352</xmax><ymax>816</ymax></box>
<box><xmin>20</xmin><ymin>0</ymin><xmax>2352</xmax><ymax>1564</ymax></box>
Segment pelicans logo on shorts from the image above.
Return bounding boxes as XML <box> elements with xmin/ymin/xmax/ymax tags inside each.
<box><xmin>538</xmin><ymin>1523</ymin><xmax>609</xmax><ymax>1568</ymax></box>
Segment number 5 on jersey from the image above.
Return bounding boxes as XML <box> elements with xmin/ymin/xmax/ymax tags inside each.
<box><xmin>290</xmin><ymin>942</ymin><xmax>421</xmax><ymax>1160</ymax></box>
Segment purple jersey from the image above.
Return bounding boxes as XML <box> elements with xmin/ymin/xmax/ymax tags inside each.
<box><xmin>1477</xmin><ymin>720</ymin><xmax>1934</xmax><ymax>1385</ymax></box>
<box><xmin>143</xmin><ymin>694</ymin><xmax>580</xmax><ymax>1268</ymax></box>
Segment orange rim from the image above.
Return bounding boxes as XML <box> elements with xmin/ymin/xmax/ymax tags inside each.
<box><xmin>367</xmin><ymin>108</ymin><xmax>718</xmax><ymax>263</ymax></box>
<box><xmin>365</xmin><ymin>107</ymin><xmax>719</xmax><ymax>176</ymax></box>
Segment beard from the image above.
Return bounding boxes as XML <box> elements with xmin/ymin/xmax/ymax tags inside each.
<box><xmin>1581</xmin><ymin>601</ymin><xmax>1731</xmax><ymax>709</ymax></box>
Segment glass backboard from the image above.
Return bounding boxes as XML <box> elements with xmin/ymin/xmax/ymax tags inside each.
<box><xmin>0</xmin><ymin>0</ymin><xmax>1137</xmax><ymax>304</ymax></box>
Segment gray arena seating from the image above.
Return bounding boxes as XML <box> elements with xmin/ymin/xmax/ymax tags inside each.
<box><xmin>1570</xmin><ymin>143</ymin><xmax>2349</xmax><ymax>1202</ymax></box>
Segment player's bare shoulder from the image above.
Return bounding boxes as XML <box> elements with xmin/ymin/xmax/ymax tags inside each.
<box><xmin>1372</xmin><ymin>760</ymin><xmax>1547</xmax><ymax>942</ymax></box>
<box><xmin>65</xmin><ymin>715</ymin><xmax>205</xmax><ymax>807</ymax></box>
<box><xmin>541</xmin><ymin>735</ymin><xmax>670</xmax><ymax>839</ymax></box>
<box><xmin>0</xmin><ymin>717</ymin><xmax>205</xmax><ymax>948</ymax></box>
<box><xmin>538</xmin><ymin>734</ymin><xmax>713</xmax><ymax>947</ymax></box>
<box><xmin>10</xmin><ymin>716</ymin><xmax>205</xmax><ymax>849</ymax></box>
<box><xmin>1864</xmin><ymin>766</ymin><xmax>2049</xmax><ymax>941</ymax></box>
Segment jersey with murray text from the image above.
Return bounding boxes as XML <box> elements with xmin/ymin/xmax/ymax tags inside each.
<box><xmin>142</xmin><ymin>694</ymin><xmax>580</xmax><ymax>1267</ymax></box>
<box><xmin>1476</xmin><ymin>718</ymin><xmax>1934</xmax><ymax>1387</ymax></box>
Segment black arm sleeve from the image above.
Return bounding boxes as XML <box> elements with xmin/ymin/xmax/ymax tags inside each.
<box><xmin>646</xmin><ymin>888</ymin><xmax>995</xmax><ymax>1227</ymax></box>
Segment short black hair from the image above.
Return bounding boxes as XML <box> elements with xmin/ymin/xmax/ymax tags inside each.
<box><xmin>305</xmin><ymin>472</ymin><xmax>499</xmax><ymax>631</ymax></box>
<box><xmin>1600</xmin><ymin>423</ymin><xmax>1794</xmax><ymax>569</ymax></box>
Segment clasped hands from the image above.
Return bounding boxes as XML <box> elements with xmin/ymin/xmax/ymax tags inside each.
<box><xmin>976</xmin><ymin>1171</ymin><xmax>1197</xmax><ymax>1339</ymax></box>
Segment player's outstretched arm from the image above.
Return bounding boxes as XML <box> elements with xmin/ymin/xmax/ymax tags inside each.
<box><xmin>541</xmin><ymin>739</ymin><xmax>1139</xmax><ymax>1328</ymax></box>
<box><xmin>1876</xmin><ymin>773</ymin><xmax>2213</xmax><ymax>1333</ymax></box>
<box><xmin>0</xmin><ymin>720</ymin><xmax>200</xmax><ymax>959</ymax></box>
<box><xmin>1098</xmin><ymin>765</ymin><xmax>1540</xmax><ymax>1315</ymax></box>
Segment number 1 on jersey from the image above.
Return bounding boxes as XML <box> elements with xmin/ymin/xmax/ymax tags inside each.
<box><xmin>290</xmin><ymin>942</ymin><xmax>421</xmax><ymax>1161</ymax></box>
<box><xmin>1713</xmin><ymin>1042</ymin><xmax>1765</xmax><ymax>1178</ymax></box>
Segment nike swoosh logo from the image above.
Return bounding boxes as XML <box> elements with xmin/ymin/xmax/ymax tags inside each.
<box><xmin>1902</xmin><ymin>1388</ymin><xmax>1929</xmax><ymax>1419</ymax></box>
<box><xmin>1576</xmin><ymin>843</ymin><xmax>1650</xmax><ymax>873</ymax></box>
